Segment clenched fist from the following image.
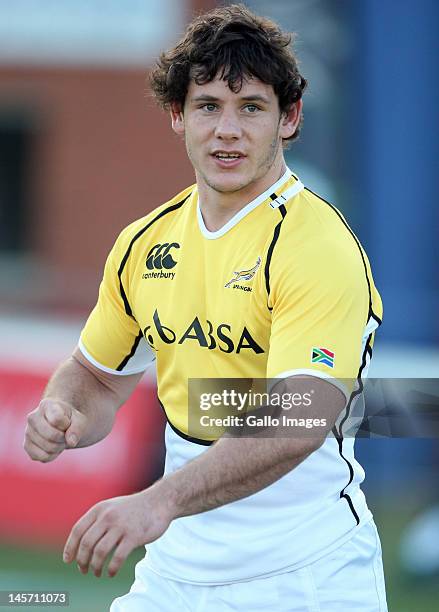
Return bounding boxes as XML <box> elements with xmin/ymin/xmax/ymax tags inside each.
<box><xmin>24</xmin><ymin>398</ymin><xmax>88</xmax><ymax>462</ymax></box>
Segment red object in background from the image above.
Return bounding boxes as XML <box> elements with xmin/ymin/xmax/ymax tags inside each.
<box><xmin>0</xmin><ymin>367</ymin><xmax>164</xmax><ymax>546</ymax></box>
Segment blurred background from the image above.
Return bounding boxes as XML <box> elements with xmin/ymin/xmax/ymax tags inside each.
<box><xmin>0</xmin><ymin>0</ymin><xmax>438</xmax><ymax>610</ymax></box>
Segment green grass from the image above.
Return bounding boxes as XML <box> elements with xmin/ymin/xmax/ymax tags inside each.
<box><xmin>0</xmin><ymin>542</ymin><xmax>144</xmax><ymax>612</ymax></box>
<box><xmin>1</xmin><ymin>502</ymin><xmax>438</xmax><ymax>611</ymax></box>
<box><xmin>373</xmin><ymin>503</ymin><xmax>439</xmax><ymax>612</ymax></box>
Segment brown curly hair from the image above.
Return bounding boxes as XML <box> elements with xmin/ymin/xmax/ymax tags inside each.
<box><xmin>149</xmin><ymin>3</ymin><xmax>307</xmax><ymax>141</ymax></box>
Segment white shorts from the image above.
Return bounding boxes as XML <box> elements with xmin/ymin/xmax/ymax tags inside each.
<box><xmin>110</xmin><ymin>520</ymin><xmax>388</xmax><ymax>611</ymax></box>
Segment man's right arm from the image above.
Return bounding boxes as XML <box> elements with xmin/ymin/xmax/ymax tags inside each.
<box><xmin>24</xmin><ymin>348</ymin><xmax>143</xmax><ymax>463</ymax></box>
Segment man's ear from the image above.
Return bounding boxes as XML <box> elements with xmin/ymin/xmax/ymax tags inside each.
<box><xmin>279</xmin><ymin>99</ymin><xmax>303</xmax><ymax>140</ymax></box>
<box><xmin>170</xmin><ymin>103</ymin><xmax>185</xmax><ymax>136</ymax></box>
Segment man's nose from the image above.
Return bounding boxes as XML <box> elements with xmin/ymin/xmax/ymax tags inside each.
<box><xmin>214</xmin><ymin>110</ymin><xmax>242</xmax><ymax>140</ymax></box>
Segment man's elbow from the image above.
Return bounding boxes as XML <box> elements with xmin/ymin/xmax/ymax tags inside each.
<box><xmin>282</xmin><ymin>432</ymin><xmax>327</xmax><ymax>464</ymax></box>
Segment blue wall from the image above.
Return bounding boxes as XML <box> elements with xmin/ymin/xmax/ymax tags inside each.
<box><xmin>353</xmin><ymin>0</ymin><xmax>439</xmax><ymax>344</ymax></box>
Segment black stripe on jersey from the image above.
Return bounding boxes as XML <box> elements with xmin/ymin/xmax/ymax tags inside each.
<box><xmin>304</xmin><ymin>187</ymin><xmax>382</xmax><ymax>526</ymax></box>
<box><xmin>169</xmin><ymin>421</ymin><xmax>214</xmax><ymax>446</ymax></box>
<box><xmin>338</xmin><ymin>333</ymin><xmax>372</xmax><ymax>436</ymax></box>
<box><xmin>304</xmin><ymin>187</ymin><xmax>382</xmax><ymax>326</ymax></box>
<box><xmin>278</xmin><ymin>204</ymin><xmax>287</xmax><ymax>218</ymax></box>
<box><xmin>158</xmin><ymin>398</ymin><xmax>214</xmax><ymax>446</ymax></box>
<box><xmin>264</xmin><ymin>205</ymin><xmax>287</xmax><ymax>310</ymax></box>
<box><xmin>117</xmin><ymin>194</ymin><xmax>192</xmax><ymax>317</ymax></box>
<box><xmin>331</xmin><ymin>424</ymin><xmax>360</xmax><ymax>525</ymax></box>
<box><xmin>116</xmin><ymin>331</ymin><xmax>143</xmax><ymax>371</ymax></box>
<box><xmin>332</xmin><ymin>328</ymin><xmax>374</xmax><ymax>526</ymax></box>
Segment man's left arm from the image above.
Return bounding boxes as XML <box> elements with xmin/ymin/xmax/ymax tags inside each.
<box><xmin>63</xmin><ymin>375</ymin><xmax>344</xmax><ymax>578</ymax></box>
<box><xmin>163</xmin><ymin>374</ymin><xmax>345</xmax><ymax>517</ymax></box>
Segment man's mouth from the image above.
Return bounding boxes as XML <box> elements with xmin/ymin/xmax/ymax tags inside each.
<box><xmin>211</xmin><ymin>151</ymin><xmax>245</xmax><ymax>164</ymax></box>
<box><xmin>214</xmin><ymin>152</ymin><xmax>241</xmax><ymax>159</ymax></box>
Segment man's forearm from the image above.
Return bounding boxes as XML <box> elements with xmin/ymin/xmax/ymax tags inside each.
<box><xmin>157</xmin><ymin>376</ymin><xmax>344</xmax><ymax>520</ymax></box>
<box><xmin>43</xmin><ymin>355</ymin><xmax>119</xmax><ymax>447</ymax></box>
<box><xmin>160</xmin><ymin>434</ymin><xmax>318</xmax><ymax>519</ymax></box>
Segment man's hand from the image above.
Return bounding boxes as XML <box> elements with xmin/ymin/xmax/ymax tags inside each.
<box><xmin>24</xmin><ymin>398</ymin><xmax>89</xmax><ymax>462</ymax></box>
<box><xmin>63</xmin><ymin>488</ymin><xmax>174</xmax><ymax>577</ymax></box>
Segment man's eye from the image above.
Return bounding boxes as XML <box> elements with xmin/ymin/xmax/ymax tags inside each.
<box><xmin>244</xmin><ymin>105</ymin><xmax>259</xmax><ymax>113</ymax></box>
<box><xmin>203</xmin><ymin>104</ymin><xmax>217</xmax><ymax>112</ymax></box>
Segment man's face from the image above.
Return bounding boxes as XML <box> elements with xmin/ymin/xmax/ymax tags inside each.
<box><xmin>171</xmin><ymin>75</ymin><xmax>300</xmax><ymax>195</ymax></box>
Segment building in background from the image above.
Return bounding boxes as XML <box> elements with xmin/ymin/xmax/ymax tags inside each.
<box><xmin>0</xmin><ymin>0</ymin><xmax>212</xmax><ymax>314</ymax></box>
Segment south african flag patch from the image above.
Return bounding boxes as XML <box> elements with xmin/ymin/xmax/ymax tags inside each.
<box><xmin>311</xmin><ymin>347</ymin><xmax>335</xmax><ymax>368</ymax></box>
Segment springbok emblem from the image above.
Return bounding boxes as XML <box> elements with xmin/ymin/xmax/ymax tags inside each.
<box><xmin>225</xmin><ymin>257</ymin><xmax>261</xmax><ymax>288</ymax></box>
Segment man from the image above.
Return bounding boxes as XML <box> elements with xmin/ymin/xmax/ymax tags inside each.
<box><xmin>24</xmin><ymin>5</ymin><xmax>387</xmax><ymax>610</ymax></box>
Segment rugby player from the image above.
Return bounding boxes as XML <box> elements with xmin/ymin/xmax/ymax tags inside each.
<box><xmin>24</xmin><ymin>5</ymin><xmax>387</xmax><ymax>610</ymax></box>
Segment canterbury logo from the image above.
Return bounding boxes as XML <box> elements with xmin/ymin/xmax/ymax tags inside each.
<box><xmin>146</xmin><ymin>243</ymin><xmax>180</xmax><ymax>270</ymax></box>
<box><xmin>225</xmin><ymin>257</ymin><xmax>261</xmax><ymax>288</ymax></box>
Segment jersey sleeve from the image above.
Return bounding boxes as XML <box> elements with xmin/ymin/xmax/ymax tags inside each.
<box><xmin>266</xmin><ymin>232</ymin><xmax>370</xmax><ymax>392</ymax></box>
<box><xmin>79</xmin><ymin>227</ymin><xmax>153</xmax><ymax>375</ymax></box>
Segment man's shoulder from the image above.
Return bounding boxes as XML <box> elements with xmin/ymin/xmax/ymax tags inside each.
<box><xmin>272</xmin><ymin>186</ymin><xmax>368</xmax><ymax>285</ymax></box>
<box><xmin>113</xmin><ymin>184</ymin><xmax>195</xmax><ymax>251</ymax></box>
<box><xmin>280</xmin><ymin>186</ymin><xmax>362</xmax><ymax>256</ymax></box>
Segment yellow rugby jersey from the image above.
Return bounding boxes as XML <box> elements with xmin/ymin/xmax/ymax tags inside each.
<box><xmin>79</xmin><ymin>168</ymin><xmax>383</xmax><ymax>583</ymax></box>
<box><xmin>80</xmin><ymin>168</ymin><xmax>382</xmax><ymax>440</ymax></box>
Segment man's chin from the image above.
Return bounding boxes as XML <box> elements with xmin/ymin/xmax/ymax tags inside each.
<box><xmin>204</xmin><ymin>175</ymin><xmax>252</xmax><ymax>194</ymax></box>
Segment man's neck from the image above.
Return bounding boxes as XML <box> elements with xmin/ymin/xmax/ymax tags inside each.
<box><xmin>197</xmin><ymin>160</ymin><xmax>288</xmax><ymax>233</ymax></box>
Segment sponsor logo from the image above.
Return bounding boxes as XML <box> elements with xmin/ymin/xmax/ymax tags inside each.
<box><xmin>225</xmin><ymin>257</ymin><xmax>261</xmax><ymax>290</ymax></box>
<box><xmin>142</xmin><ymin>243</ymin><xmax>180</xmax><ymax>279</ymax></box>
<box><xmin>311</xmin><ymin>347</ymin><xmax>335</xmax><ymax>368</ymax></box>
<box><xmin>143</xmin><ymin>309</ymin><xmax>264</xmax><ymax>355</ymax></box>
